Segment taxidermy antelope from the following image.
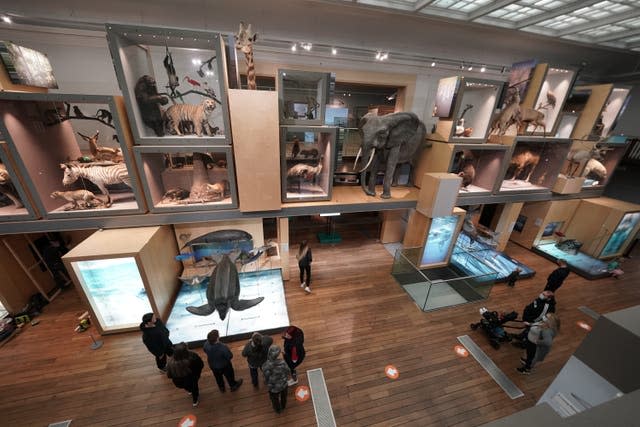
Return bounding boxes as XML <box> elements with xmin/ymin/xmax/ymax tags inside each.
<box><xmin>566</xmin><ymin>145</ymin><xmax>606</xmax><ymax>177</ymax></box>
<box><xmin>235</xmin><ymin>22</ymin><xmax>257</xmax><ymax>90</ymax></box>
<box><xmin>78</xmin><ymin>131</ymin><xmax>123</xmax><ymax>162</ymax></box>
<box><xmin>508</xmin><ymin>150</ymin><xmax>540</xmax><ymax>182</ymax></box>
<box><xmin>518</xmin><ymin>108</ymin><xmax>546</xmax><ymax>135</ymax></box>
<box><xmin>50</xmin><ymin>189</ymin><xmax>106</xmax><ymax>210</ymax></box>
<box><xmin>490</xmin><ymin>90</ymin><xmax>521</xmax><ymax>137</ymax></box>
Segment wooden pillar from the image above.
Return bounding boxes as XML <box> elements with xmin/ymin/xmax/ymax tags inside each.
<box><xmin>278</xmin><ymin>217</ymin><xmax>290</xmax><ymax>281</ymax></box>
<box><xmin>494</xmin><ymin>202</ymin><xmax>524</xmax><ymax>251</ymax></box>
<box><xmin>380</xmin><ymin>209</ymin><xmax>408</xmax><ymax>243</ymax></box>
<box><xmin>403</xmin><ymin>210</ymin><xmax>429</xmax><ymax>248</ymax></box>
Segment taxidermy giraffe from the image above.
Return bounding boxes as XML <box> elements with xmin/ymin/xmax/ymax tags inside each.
<box><xmin>235</xmin><ymin>22</ymin><xmax>258</xmax><ymax>90</ymax></box>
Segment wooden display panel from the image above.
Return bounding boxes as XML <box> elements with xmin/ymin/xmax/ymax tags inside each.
<box><xmin>509</xmin><ymin>200</ymin><xmax>581</xmax><ymax>249</ymax></box>
<box><xmin>380</xmin><ymin>209</ymin><xmax>409</xmax><ymax>243</ymax></box>
<box><xmin>493</xmin><ymin>202</ymin><xmax>524</xmax><ymax>252</ymax></box>
<box><xmin>415</xmin><ymin>172</ymin><xmax>461</xmax><ymax>218</ymax></box>
<box><xmin>62</xmin><ymin>226</ymin><xmax>181</xmax><ymax>334</ymax></box>
<box><xmin>413</xmin><ymin>141</ymin><xmax>454</xmax><ymax>188</ymax></box>
<box><xmin>228</xmin><ymin>89</ymin><xmax>281</xmax><ymax>212</ymax></box>
<box><xmin>570</xmin><ymin>84</ymin><xmax>614</xmax><ymax>141</ymax></box>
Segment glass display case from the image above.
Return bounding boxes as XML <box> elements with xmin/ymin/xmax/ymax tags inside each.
<box><xmin>0</xmin><ymin>93</ymin><xmax>145</xmax><ymax>219</ymax></box>
<box><xmin>449</xmin><ymin>144</ymin><xmax>508</xmax><ymax>195</ymax></box>
<box><xmin>498</xmin><ymin>137</ymin><xmax>572</xmax><ymax>193</ymax></box>
<box><xmin>525</xmin><ymin>67</ymin><xmax>577</xmax><ymax>136</ymax></box>
<box><xmin>434</xmin><ymin>77</ymin><xmax>502</xmax><ymax>142</ymax></box>
<box><xmin>579</xmin><ymin>136</ymin><xmax>631</xmax><ymax>189</ymax></box>
<box><xmin>597</xmin><ymin>87</ymin><xmax>631</xmax><ymax>139</ymax></box>
<box><xmin>281</xmin><ymin>125</ymin><xmax>336</xmax><ymax>202</ymax></box>
<box><xmin>420</xmin><ymin>215</ymin><xmax>460</xmax><ymax>267</ymax></box>
<box><xmin>69</xmin><ymin>257</ymin><xmax>154</xmax><ymax>332</ymax></box>
<box><xmin>0</xmin><ymin>142</ymin><xmax>37</xmax><ymax>221</ymax></box>
<box><xmin>555</xmin><ymin>113</ymin><xmax>579</xmax><ymax>138</ymax></box>
<box><xmin>333</xmin><ymin>127</ymin><xmax>361</xmax><ymax>186</ymax></box>
<box><xmin>134</xmin><ymin>145</ymin><xmax>237</xmax><ymax>212</ymax></box>
<box><xmin>278</xmin><ymin>69</ymin><xmax>330</xmax><ymax>125</ymax></box>
<box><xmin>106</xmin><ymin>24</ymin><xmax>230</xmax><ymax>145</ymax></box>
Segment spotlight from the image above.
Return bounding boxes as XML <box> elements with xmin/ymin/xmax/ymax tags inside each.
<box><xmin>2</xmin><ymin>16</ymin><xmax>12</xmax><ymax>24</ymax></box>
<box><xmin>431</xmin><ymin>62</ymin><xmax>436</xmax><ymax>67</ymax></box>
<box><xmin>375</xmin><ymin>51</ymin><xmax>381</xmax><ymax>60</ymax></box>
<box><xmin>468</xmin><ymin>66</ymin><xmax>473</xmax><ymax>71</ymax></box>
<box><xmin>331</xmin><ymin>47</ymin><xmax>337</xmax><ymax>55</ymax></box>
<box><xmin>291</xmin><ymin>43</ymin><xmax>297</xmax><ymax>52</ymax></box>
<box><xmin>301</xmin><ymin>42</ymin><xmax>312</xmax><ymax>51</ymax></box>
<box><xmin>459</xmin><ymin>63</ymin><xmax>465</xmax><ymax>70</ymax></box>
<box><xmin>480</xmin><ymin>65</ymin><xmax>486</xmax><ymax>73</ymax></box>
<box><xmin>381</xmin><ymin>52</ymin><xmax>388</xmax><ymax>60</ymax></box>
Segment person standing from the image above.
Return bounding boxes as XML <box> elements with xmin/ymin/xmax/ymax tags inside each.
<box><xmin>166</xmin><ymin>342</ymin><xmax>204</xmax><ymax>407</ymax></box>
<box><xmin>282</xmin><ymin>325</ymin><xmax>306</xmax><ymax>385</ymax></box>
<box><xmin>242</xmin><ymin>332</ymin><xmax>274</xmax><ymax>388</ymax></box>
<box><xmin>262</xmin><ymin>345</ymin><xmax>291</xmax><ymax>414</ymax></box>
<box><xmin>506</xmin><ymin>267</ymin><xmax>522</xmax><ymax>287</ymax></box>
<box><xmin>517</xmin><ymin>313</ymin><xmax>560</xmax><ymax>374</ymax></box>
<box><xmin>203</xmin><ymin>329</ymin><xmax>243</xmax><ymax>393</ymax></box>
<box><xmin>544</xmin><ymin>259</ymin><xmax>570</xmax><ymax>292</ymax></box>
<box><xmin>296</xmin><ymin>240</ymin><xmax>313</xmax><ymax>293</ymax></box>
<box><xmin>140</xmin><ymin>312</ymin><xmax>173</xmax><ymax>372</ymax></box>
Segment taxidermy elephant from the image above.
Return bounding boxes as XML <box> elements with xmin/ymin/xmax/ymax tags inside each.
<box><xmin>356</xmin><ymin>112</ymin><xmax>427</xmax><ymax>199</ymax></box>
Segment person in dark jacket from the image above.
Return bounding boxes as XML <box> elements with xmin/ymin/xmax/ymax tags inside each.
<box><xmin>522</xmin><ymin>291</ymin><xmax>556</xmax><ymax>323</ymax></box>
<box><xmin>544</xmin><ymin>259</ymin><xmax>570</xmax><ymax>292</ymax></box>
<box><xmin>262</xmin><ymin>345</ymin><xmax>291</xmax><ymax>413</ymax></box>
<box><xmin>517</xmin><ymin>313</ymin><xmax>560</xmax><ymax>374</ymax></box>
<box><xmin>296</xmin><ymin>240</ymin><xmax>313</xmax><ymax>293</ymax></box>
<box><xmin>282</xmin><ymin>325</ymin><xmax>306</xmax><ymax>385</ymax></box>
<box><xmin>202</xmin><ymin>329</ymin><xmax>243</xmax><ymax>393</ymax></box>
<box><xmin>140</xmin><ymin>312</ymin><xmax>173</xmax><ymax>371</ymax></box>
<box><xmin>166</xmin><ymin>342</ymin><xmax>204</xmax><ymax>406</ymax></box>
<box><xmin>242</xmin><ymin>332</ymin><xmax>274</xmax><ymax>388</ymax></box>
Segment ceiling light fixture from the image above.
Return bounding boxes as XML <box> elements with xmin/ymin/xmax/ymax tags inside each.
<box><xmin>291</xmin><ymin>43</ymin><xmax>297</xmax><ymax>52</ymax></box>
<box><xmin>331</xmin><ymin>47</ymin><xmax>337</xmax><ymax>55</ymax></box>
<box><xmin>301</xmin><ymin>42</ymin><xmax>312</xmax><ymax>51</ymax></box>
<box><xmin>431</xmin><ymin>62</ymin><xmax>436</xmax><ymax>67</ymax></box>
<box><xmin>480</xmin><ymin>65</ymin><xmax>486</xmax><ymax>73</ymax></box>
<box><xmin>467</xmin><ymin>66</ymin><xmax>473</xmax><ymax>71</ymax></box>
<box><xmin>2</xmin><ymin>16</ymin><xmax>12</xmax><ymax>24</ymax></box>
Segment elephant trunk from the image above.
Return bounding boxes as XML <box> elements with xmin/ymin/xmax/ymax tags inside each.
<box><xmin>357</xmin><ymin>148</ymin><xmax>376</xmax><ymax>173</ymax></box>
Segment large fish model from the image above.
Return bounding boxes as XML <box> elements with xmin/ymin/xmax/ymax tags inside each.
<box><xmin>186</xmin><ymin>254</ymin><xmax>264</xmax><ymax>320</ymax></box>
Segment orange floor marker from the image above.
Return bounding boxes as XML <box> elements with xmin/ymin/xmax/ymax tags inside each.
<box><xmin>454</xmin><ymin>345</ymin><xmax>469</xmax><ymax>357</ymax></box>
<box><xmin>178</xmin><ymin>414</ymin><xmax>197</xmax><ymax>427</ymax></box>
<box><xmin>295</xmin><ymin>385</ymin><xmax>311</xmax><ymax>402</ymax></box>
<box><xmin>576</xmin><ymin>320</ymin><xmax>592</xmax><ymax>331</ymax></box>
<box><xmin>385</xmin><ymin>364</ymin><xmax>399</xmax><ymax>379</ymax></box>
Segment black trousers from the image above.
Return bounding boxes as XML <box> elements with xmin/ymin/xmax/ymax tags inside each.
<box><xmin>299</xmin><ymin>264</ymin><xmax>311</xmax><ymax>286</ymax></box>
<box><xmin>154</xmin><ymin>344</ymin><xmax>173</xmax><ymax>370</ymax></box>
<box><xmin>212</xmin><ymin>363</ymin><xmax>239</xmax><ymax>391</ymax></box>
<box><xmin>269</xmin><ymin>388</ymin><xmax>288</xmax><ymax>412</ymax></box>
<box><xmin>523</xmin><ymin>339</ymin><xmax>537</xmax><ymax>370</ymax></box>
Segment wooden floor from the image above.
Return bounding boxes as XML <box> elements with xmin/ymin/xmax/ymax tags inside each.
<box><xmin>1</xmin><ymin>216</ymin><xmax>639</xmax><ymax>426</ymax></box>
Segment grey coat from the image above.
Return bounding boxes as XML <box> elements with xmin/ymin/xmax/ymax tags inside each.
<box><xmin>262</xmin><ymin>346</ymin><xmax>291</xmax><ymax>393</ymax></box>
<box><xmin>533</xmin><ymin>328</ymin><xmax>556</xmax><ymax>364</ymax></box>
<box><xmin>242</xmin><ymin>335</ymin><xmax>274</xmax><ymax>368</ymax></box>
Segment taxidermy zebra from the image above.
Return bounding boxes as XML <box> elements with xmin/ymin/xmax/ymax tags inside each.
<box><xmin>60</xmin><ymin>163</ymin><xmax>131</xmax><ymax>203</ymax></box>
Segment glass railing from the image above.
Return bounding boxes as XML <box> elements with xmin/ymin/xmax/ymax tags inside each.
<box><xmin>391</xmin><ymin>246</ymin><xmax>498</xmax><ymax>312</ymax></box>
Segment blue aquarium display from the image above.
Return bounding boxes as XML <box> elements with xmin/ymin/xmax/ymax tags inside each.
<box><xmin>534</xmin><ymin>242</ymin><xmax>609</xmax><ymax>279</ymax></box>
<box><xmin>600</xmin><ymin>212</ymin><xmax>640</xmax><ymax>258</ymax></box>
<box><xmin>70</xmin><ymin>257</ymin><xmax>153</xmax><ymax>331</ymax></box>
<box><xmin>167</xmin><ymin>268</ymin><xmax>289</xmax><ymax>344</ymax></box>
<box><xmin>451</xmin><ymin>232</ymin><xmax>534</xmax><ymax>282</ymax></box>
<box><xmin>421</xmin><ymin>215</ymin><xmax>459</xmax><ymax>266</ymax></box>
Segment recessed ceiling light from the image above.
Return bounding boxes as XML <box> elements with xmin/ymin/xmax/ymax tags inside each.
<box><xmin>431</xmin><ymin>62</ymin><xmax>436</xmax><ymax>67</ymax></box>
<box><xmin>480</xmin><ymin>65</ymin><xmax>486</xmax><ymax>72</ymax></box>
<box><xmin>2</xmin><ymin>16</ymin><xmax>13</xmax><ymax>24</ymax></box>
<box><xmin>331</xmin><ymin>47</ymin><xmax>337</xmax><ymax>55</ymax></box>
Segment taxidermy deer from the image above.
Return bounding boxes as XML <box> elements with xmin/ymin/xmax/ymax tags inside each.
<box><xmin>50</xmin><ymin>189</ymin><xmax>106</xmax><ymax>210</ymax></box>
<box><xmin>518</xmin><ymin>107</ymin><xmax>546</xmax><ymax>135</ymax></box>
<box><xmin>508</xmin><ymin>150</ymin><xmax>540</xmax><ymax>182</ymax></box>
<box><xmin>490</xmin><ymin>90</ymin><xmax>521</xmax><ymax>138</ymax></box>
<box><xmin>235</xmin><ymin>22</ymin><xmax>258</xmax><ymax>90</ymax></box>
<box><xmin>78</xmin><ymin>131</ymin><xmax>123</xmax><ymax>162</ymax></box>
<box><xmin>566</xmin><ymin>145</ymin><xmax>606</xmax><ymax>177</ymax></box>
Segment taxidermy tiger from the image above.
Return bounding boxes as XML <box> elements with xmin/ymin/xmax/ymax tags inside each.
<box><xmin>165</xmin><ymin>99</ymin><xmax>216</xmax><ymax>137</ymax></box>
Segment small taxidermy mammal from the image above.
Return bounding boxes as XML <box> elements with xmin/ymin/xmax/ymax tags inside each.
<box><xmin>94</xmin><ymin>109</ymin><xmax>113</xmax><ymax>124</ymax></box>
<box><xmin>299</xmin><ymin>148</ymin><xmax>319</xmax><ymax>158</ymax></box>
<box><xmin>161</xmin><ymin>187</ymin><xmax>190</xmax><ymax>203</ymax></box>
<box><xmin>50</xmin><ymin>190</ymin><xmax>107</xmax><ymax>210</ymax></box>
<box><xmin>165</xmin><ymin>99</ymin><xmax>217</xmax><ymax>137</ymax></box>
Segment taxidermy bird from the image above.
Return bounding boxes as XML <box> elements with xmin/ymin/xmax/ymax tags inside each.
<box><xmin>184</xmin><ymin>76</ymin><xmax>202</xmax><ymax>87</ymax></box>
<box><xmin>538</xmin><ymin>91</ymin><xmax>557</xmax><ymax>110</ymax></box>
<box><xmin>164</xmin><ymin>45</ymin><xmax>179</xmax><ymax>96</ymax></box>
<box><xmin>72</xmin><ymin>106</ymin><xmax>86</xmax><ymax>118</ymax></box>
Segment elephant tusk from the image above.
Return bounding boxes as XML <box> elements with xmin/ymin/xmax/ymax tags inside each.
<box><xmin>353</xmin><ymin>147</ymin><xmax>362</xmax><ymax>172</ymax></box>
<box><xmin>358</xmin><ymin>148</ymin><xmax>376</xmax><ymax>173</ymax></box>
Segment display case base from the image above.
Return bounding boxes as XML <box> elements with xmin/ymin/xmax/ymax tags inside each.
<box><xmin>533</xmin><ymin>242</ymin><xmax>610</xmax><ymax>280</ymax></box>
<box><xmin>166</xmin><ymin>268</ymin><xmax>289</xmax><ymax>345</ymax></box>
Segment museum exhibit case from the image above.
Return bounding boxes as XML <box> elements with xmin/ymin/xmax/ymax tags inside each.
<box><xmin>62</xmin><ymin>226</ymin><xmax>181</xmax><ymax>334</ymax></box>
<box><xmin>569</xmin><ymin>84</ymin><xmax>615</xmax><ymax>141</ymax></box>
<box><xmin>419</xmin><ymin>142</ymin><xmax>508</xmax><ymax>195</ymax></box>
<box><xmin>0</xmin><ymin>93</ymin><xmax>146</xmax><ymax>219</ymax></box>
<box><xmin>597</xmin><ymin>86</ymin><xmax>631</xmax><ymax>139</ymax></box>
<box><xmin>133</xmin><ymin>145</ymin><xmax>237</xmax><ymax>212</ymax></box>
<box><xmin>433</xmin><ymin>76</ymin><xmax>502</xmax><ymax>142</ymax></box>
<box><xmin>498</xmin><ymin>137</ymin><xmax>571</xmax><ymax>194</ymax></box>
<box><xmin>555</xmin><ymin>113</ymin><xmax>579</xmax><ymax>138</ymax></box>
<box><xmin>0</xmin><ymin>142</ymin><xmax>37</xmax><ymax>221</ymax></box>
<box><xmin>333</xmin><ymin>127</ymin><xmax>361</xmax><ymax>186</ymax></box>
<box><xmin>281</xmin><ymin>125</ymin><xmax>336</xmax><ymax>202</ymax></box>
<box><xmin>524</xmin><ymin>67</ymin><xmax>577</xmax><ymax>137</ymax></box>
<box><xmin>106</xmin><ymin>24</ymin><xmax>231</xmax><ymax>145</ymax></box>
<box><xmin>278</xmin><ymin>69</ymin><xmax>330</xmax><ymax>126</ymax></box>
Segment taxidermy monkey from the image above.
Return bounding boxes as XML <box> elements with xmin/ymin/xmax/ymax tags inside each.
<box><xmin>455</xmin><ymin>151</ymin><xmax>476</xmax><ymax>189</ymax></box>
<box><xmin>73</xmin><ymin>106</ymin><xmax>86</xmax><ymax>118</ymax></box>
<box><xmin>50</xmin><ymin>189</ymin><xmax>106</xmax><ymax>210</ymax></box>
<box><xmin>94</xmin><ymin>109</ymin><xmax>113</xmax><ymax>124</ymax></box>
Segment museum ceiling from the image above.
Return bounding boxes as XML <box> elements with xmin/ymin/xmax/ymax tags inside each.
<box><xmin>320</xmin><ymin>0</ymin><xmax>640</xmax><ymax>52</ymax></box>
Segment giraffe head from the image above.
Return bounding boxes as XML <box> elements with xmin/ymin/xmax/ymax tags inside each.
<box><xmin>235</xmin><ymin>21</ymin><xmax>257</xmax><ymax>54</ymax></box>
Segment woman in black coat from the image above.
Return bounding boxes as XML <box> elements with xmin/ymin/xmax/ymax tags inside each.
<box><xmin>282</xmin><ymin>325</ymin><xmax>306</xmax><ymax>384</ymax></box>
<box><xmin>166</xmin><ymin>342</ymin><xmax>204</xmax><ymax>407</ymax></box>
<box><xmin>296</xmin><ymin>240</ymin><xmax>313</xmax><ymax>293</ymax></box>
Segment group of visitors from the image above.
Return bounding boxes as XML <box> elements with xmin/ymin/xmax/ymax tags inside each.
<box><xmin>140</xmin><ymin>314</ymin><xmax>306</xmax><ymax>412</ymax></box>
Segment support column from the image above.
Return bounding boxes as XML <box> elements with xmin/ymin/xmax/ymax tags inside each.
<box><xmin>277</xmin><ymin>217</ymin><xmax>290</xmax><ymax>281</ymax></box>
